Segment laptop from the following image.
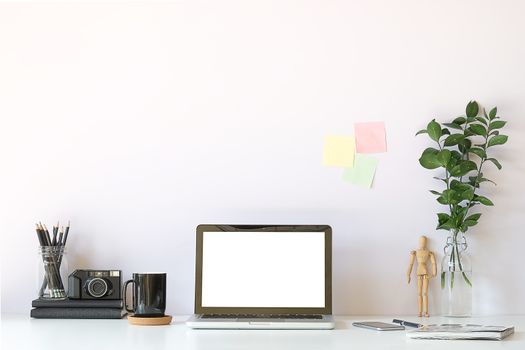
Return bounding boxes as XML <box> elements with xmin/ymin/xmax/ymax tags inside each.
<box><xmin>186</xmin><ymin>224</ymin><xmax>335</xmax><ymax>330</ymax></box>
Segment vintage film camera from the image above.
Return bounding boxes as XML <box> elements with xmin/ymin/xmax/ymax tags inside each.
<box><xmin>68</xmin><ymin>270</ymin><xmax>122</xmax><ymax>300</ymax></box>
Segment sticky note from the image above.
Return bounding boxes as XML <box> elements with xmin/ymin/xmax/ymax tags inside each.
<box><xmin>354</xmin><ymin>122</ymin><xmax>387</xmax><ymax>153</ymax></box>
<box><xmin>323</xmin><ymin>136</ymin><xmax>355</xmax><ymax>167</ymax></box>
<box><xmin>342</xmin><ymin>154</ymin><xmax>378</xmax><ymax>188</ymax></box>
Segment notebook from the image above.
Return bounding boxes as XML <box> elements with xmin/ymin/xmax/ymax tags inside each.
<box><xmin>407</xmin><ymin>324</ymin><xmax>515</xmax><ymax>340</ymax></box>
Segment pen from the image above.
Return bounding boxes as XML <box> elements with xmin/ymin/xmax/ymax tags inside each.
<box><xmin>392</xmin><ymin>319</ymin><xmax>423</xmax><ymax>328</ymax></box>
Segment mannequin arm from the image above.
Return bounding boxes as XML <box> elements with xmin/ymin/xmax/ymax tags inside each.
<box><xmin>430</xmin><ymin>252</ymin><xmax>437</xmax><ymax>277</ymax></box>
<box><xmin>407</xmin><ymin>251</ymin><xmax>416</xmax><ymax>283</ymax></box>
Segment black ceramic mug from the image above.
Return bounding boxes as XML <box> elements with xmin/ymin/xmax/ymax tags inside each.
<box><xmin>124</xmin><ymin>273</ymin><xmax>167</xmax><ymax>317</ymax></box>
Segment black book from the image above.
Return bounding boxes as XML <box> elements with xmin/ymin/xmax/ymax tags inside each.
<box><xmin>32</xmin><ymin>298</ymin><xmax>123</xmax><ymax>309</ymax></box>
<box><xmin>30</xmin><ymin>307</ymin><xmax>127</xmax><ymax>319</ymax></box>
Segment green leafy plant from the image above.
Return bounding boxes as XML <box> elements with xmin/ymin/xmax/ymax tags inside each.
<box><xmin>417</xmin><ymin>101</ymin><xmax>508</xmax><ymax>288</ymax></box>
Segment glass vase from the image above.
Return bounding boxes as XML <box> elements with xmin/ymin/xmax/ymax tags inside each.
<box><xmin>441</xmin><ymin>231</ymin><xmax>472</xmax><ymax>317</ymax></box>
<box><xmin>37</xmin><ymin>246</ymin><xmax>68</xmax><ymax>299</ymax></box>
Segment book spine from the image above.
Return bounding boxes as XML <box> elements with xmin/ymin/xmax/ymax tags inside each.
<box><xmin>31</xmin><ymin>300</ymin><xmax>123</xmax><ymax>309</ymax></box>
<box><xmin>30</xmin><ymin>308</ymin><xmax>125</xmax><ymax>319</ymax></box>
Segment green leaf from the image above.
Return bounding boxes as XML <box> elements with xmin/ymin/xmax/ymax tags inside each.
<box><xmin>469</xmin><ymin>124</ymin><xmax>487</xmax><ymax>136</ymax></box>
<box><xmin>487</xmin><ymin>135</ymin><xmax>508</xmax><ymax>147</ymax></box>
<box><xmin>480</xmin><ymin>177</ymin><xmax>497</xmax><ymax>186</ymax></box>
<box><xmin>465</xmin><ymin>213</ymin><xmax>482</xmax><ymax>222</ymax></box>
<box><xmin>452</xmin><ymin>117</ymin><xmax>466</xmax><ymax>125</ymax></box>
<box><xmin>469</xmin><ymin>174</ymin><xmax>482</xmax><ymax>188</ymax></box>
<box><xmin>419</xmin><ymin>149</ymin><xmax>441</xmax><ymax>169</ymax></box>
<box><xmin>469</xmin><ymin>147</ymin><xmax>486</xmax><ymax>159</ymax></box>
<box><xmin>466</xmin><ymin>101</ymin><xmax>479</xmax><ymax>118</ymax></box>
<box><xmin>443</xmin><ymin>123</ymin><xmax>463</xmax><ymax>130</ymax></box>
<box><xmin>463</xmin><ymin>219</ymin><xmax>478</xmax><ymax>227</ymax></box>
<box><xmin>427</xmin><ymin>119</ymin><xmax>442</xmax><ymax>142</ymax></box>
<box><xmin>445</xmin><ymin>151</ymin><xmax>462</xmax><ymax>172</ymax></box>
<box><xmin>475</xmin><ymin>117</ymin><xmax>488</xmax><ymax>126</ymax></box>
<box><xmin>444</xmin><ymin>134</ymin><xmax>465</xmax><ymax>146</ymax></box>
<box><xmin>438</xmin><ymin>213</ymin><xmax>451</xmax><ymax>223</ymax></box>
<box><xmin>436</xmin><ymin>149</ymin><xmax>451</xmax><ymax>166</ymax></box>
<box><xmin>486</xmin><ymin>158</ymin><xmax>502</xmax><ymax>170</ymax></box>
<box><xmin>489</xmin><ymin>120</ymin><xmax>506</xmax><ymax>130</ymax></box>
<box><xmin>489</xmin><ymin>106</ymin><xmax>497</xmax><ymax>119</ymax></box>
<box><xmin>440</xmin><ymin>189</ymin><xmax>459</xmax><ymax>204</ymax></box>
<box><xmin>433</xmin><ymin>177</ymin><xmax>448</xmax><ymax>183</ymax></box>
<box><xmin>489</xmin><ymin>130</ymin><xmax>500</xmax><ymax>136</ymax></box>
<box><xmin>449</xmin><ymin>160</ymin><xmax>477</xmax><ymax>177</ymax></box>
<box><xmin>429</xmin><ymin>190</ymin><xmax>441</xmax><ymax>195</ymax></box>
<box><xmin>415</xmin><ymin>129</ymin><xmax>427</xmax><ymax>136</ymax></box>
<box><xmin>450</xmin><ymin>180</ymin><xmax>472</xmax><ymax>192</ymax></box>
<box><xmin>458</xmin><ymin>138</ymin><xmax>472</xmax><ymax>153</ymax></box>
<box><xmin>458</xmin><ymin>188</ymin><xmax>475</xmax><ymax>201</ymax></box>
<box><xmin>463</xmin><ymin>128</ymin><xmax>474</xmax><ymax>137</ymax></box>
<box><xmin>437</xmin><ymin>213</ymin><xmax>455</xmax><ymax>230</ymax></box>
<box><xmin>475</xmin><ymin>195</ymin><xmax>494</xmax><ymax>206</ymax></box>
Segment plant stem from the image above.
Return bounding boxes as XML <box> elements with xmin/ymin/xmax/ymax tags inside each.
<box><xmin>436</xmin><ymin>138</ymin><xmax>454</xmax><ymax>215</ymax></box>
<box><xmin>449</xmin><ymin>231</ymin><xmax>472</xmax><ymax>288</ymax></box>
<box><xmin>450</xmin><ymin>231</ymin><xmax>456</xmax><ymax>289</ymax></box>
<box><xmin>462</xmin><ymin>113</ymin><xmax>491</xmax><ymax>221</ymax></box>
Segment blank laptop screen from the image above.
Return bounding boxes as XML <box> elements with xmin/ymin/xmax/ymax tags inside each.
<box><xmin>201</xmin><ymin>231</ymin><xmax>325</xmax><ymax>308</ymax></box>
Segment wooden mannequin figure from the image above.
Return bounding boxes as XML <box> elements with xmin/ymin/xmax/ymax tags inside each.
<box><xmin>407</xmin><ymin>235</ymin><xmax>437</xmax><ymax>317</ymax></box>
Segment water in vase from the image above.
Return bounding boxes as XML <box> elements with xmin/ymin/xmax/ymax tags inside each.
<box><xmin>441</xmin><ymin>270</ymin><xmax>472</xmax><ymax>317</ymax></box>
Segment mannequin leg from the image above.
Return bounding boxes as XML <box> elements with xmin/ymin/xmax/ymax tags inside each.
<box><xmin>417</xmin><ymin>276</ymin><xmax>423</xmax><ymax>317</ymax></box>
<box><xmin>423</xmin><ymin>276</ymin><xmax>429</xmax><ymax>317</ymax></box>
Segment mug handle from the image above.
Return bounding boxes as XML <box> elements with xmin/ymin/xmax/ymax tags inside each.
<box><xmin>123</xmin><ymin>279</ymin><xmax>135</xmax><ymax>313</ymax></box>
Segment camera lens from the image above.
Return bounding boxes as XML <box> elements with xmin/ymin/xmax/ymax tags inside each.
<box><xmin>87</xmin><ymin>278</ymin><xmax>108</xmax><ymax>298</ymax></box>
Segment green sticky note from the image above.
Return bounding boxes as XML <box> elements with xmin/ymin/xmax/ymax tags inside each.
<box><xmin>323</xmin><ymin>135</ymin><xmax>355</xmax><ymax>167</ymax></box>
<box><xmin>342</xmin><ymin>154</ymin><xmax>378</xmax><ymax>188</ymax></box>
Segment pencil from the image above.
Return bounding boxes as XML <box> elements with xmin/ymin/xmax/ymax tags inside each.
<box><xmin>57</xmin><ymin>228</ymin><xmax>64</xmax><ymax>247</ymax></box>
<box><xmin>52</xmin><ymin>224</ymin><xmax>58</xmax><ymax>246</ymax></box>
<box><xmin>40</xmin><ymin>223</ymin><xmax>51</xmax><ymax>246</ymax></box>
<box><xmin>37</xmin><ymin>223</ymin><xmax>48</xmax><ymax>246</ymax></box>
<box><xmin>63</xmin><ymin>221</ymin><xmax>70</xmax><ymax>246</ymax></box>
<box><xmin>35</xmin><ymin>223</ymin><xmax>45</xmax><ymax>246</ymax></box>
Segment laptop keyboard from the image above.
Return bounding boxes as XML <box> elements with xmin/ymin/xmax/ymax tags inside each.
<box><xmin>201</xmin><ymin>314</ymin><xmax>323</xmax><ymax>319</ymax></box>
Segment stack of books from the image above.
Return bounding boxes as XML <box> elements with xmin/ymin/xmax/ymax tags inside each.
<box><xmin>30</xmin><ymin>299</ymin><xmax>126</xmax><ymax>319</ymax></box>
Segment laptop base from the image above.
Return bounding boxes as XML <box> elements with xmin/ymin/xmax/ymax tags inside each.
<box><xmin>186</xmin><ymin>314</ymin><xmax>335</xmax><ymax>329</ymax></box>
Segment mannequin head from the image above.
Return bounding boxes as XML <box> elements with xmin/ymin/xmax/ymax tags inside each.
<box><xmin>418</xmin><ymin>235</ymin><xmax>428</xmax><ymax>249</ymax></box>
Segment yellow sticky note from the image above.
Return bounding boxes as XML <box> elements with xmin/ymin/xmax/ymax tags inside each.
<box><xmin>323</xmin><ymin>136</ymin><xmax>355</xmax><ymax>167</ymax></box>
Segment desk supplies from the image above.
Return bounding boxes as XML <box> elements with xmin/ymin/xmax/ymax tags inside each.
<box><xmin>31</xmin><ymin>271</ymin><xmax>126</xmax><ymax>319</ymax></box>
<box><xmin>342</xmin><ymin>154</ymin><xmax>379</xmax><ymax>188</ymax></box>
<box><xmin>352</xmin><ymin>321</ymin><xmax>405</xmax><ymax>331</ymax></box>
<box><xmin>392</xmin><ymin>319</ymin><xmax>422</xmax><ymax>328</ymax></box>
<box><xmin>406</xmin><ymin>324</ymin><xmax>515</xmax><ymax>340</ymax></box>
<box><xmin>124</xmin><ymin>273</ymin><xmax>167</xmax><ymax>317</ymax></box>
<box><xmin>186</xmin><ymin>224</ymin><xmax>335</xmax><ymax>330</ymax></box>
<box><xmin>128</xmin><ymin>315</ymin><xmax>172</xmax><ymax>326</ymax></box>
<box><xmin>68</xmin><ymin>270</ymin><xmax>122</xmax><ymax>300</ymax></box>
<box><xmin>354</xmin><ymin>121</ymin><xmax>387</xmax><ymax>153</ymax></box>
<box><xmin>36</xmin><ymin>222</ymin><xmax>70</xmax><ymax>299</ymax></box>
<box><xmin>30</xmin><ymin>307</ymin><xmax>126</xmax><ymax>319</ymax></box>
<box><xmin>406</xmin><ymin>235</ymin><xmax>437</xmax><ymax>317</ymax></box>
<box><xmin>32</xmin><ymin>298</ymin><xmax>123</xmax><ymax>309</ymax></box>
<box><xmin>323</xmin><ymin>135</ymin><xmax>356</xmax><ymax>167</ymax></box>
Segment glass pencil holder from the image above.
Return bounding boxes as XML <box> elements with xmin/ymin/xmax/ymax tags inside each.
<box><xmin>37</xmin><ymin>246</ymin><xmax>68</xmax><ymax>299</ymax></box>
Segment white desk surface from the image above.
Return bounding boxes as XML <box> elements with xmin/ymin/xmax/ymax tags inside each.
<box><xmin>1</xmin><ymin>314</ymin><xmax>523</xmax><ymax>350</ymax></box>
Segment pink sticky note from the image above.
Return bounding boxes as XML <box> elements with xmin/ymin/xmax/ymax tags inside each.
<box><xmin>354</xmin><ymin>122</ymin><xmax>387</xmax><ymax>153</ymax></box>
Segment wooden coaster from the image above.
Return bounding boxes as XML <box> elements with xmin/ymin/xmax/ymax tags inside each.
<box><xmin>128</xmin><ymin>315</ymin><xmax>172</xmax><ymax>326</ymax></box>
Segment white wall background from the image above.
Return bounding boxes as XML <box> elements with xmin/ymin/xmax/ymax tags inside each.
<box><xmin>1</xmin><ymin>0</ymin><xmax>524</xmax><ymax>315</ymax></box>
